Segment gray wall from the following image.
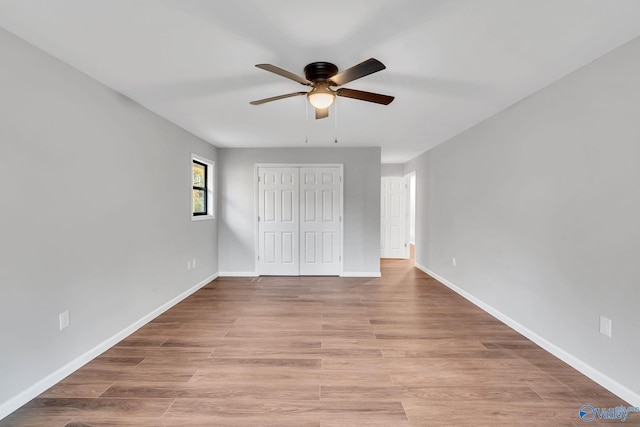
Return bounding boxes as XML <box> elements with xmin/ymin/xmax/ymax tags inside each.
<box><xmin>218</xmin><ymin>147</ymin><xmax>381</xmax><ymax>275</ymax></box>
<box><xmin>381</xmin><ymin>163</ymin><xmax>405</xmax><ymax>177</ymax></box>
<box><xmin>405</xmin><ymin>37</ymin><xmax>640</xmax><ymax>403</ymax></box>
<box><xmin>0</xmin><ymin>28</ymin><xmax>218</xmax><ymax>412</ymax></box>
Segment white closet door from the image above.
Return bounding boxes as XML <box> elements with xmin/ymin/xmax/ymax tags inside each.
<box><xmin>258</xmin><ymin>167</ymin><xmax>299</xmax><ymax>275</ymax></box>
<box><xmin>299</xmin><ymin>167</ymin><xmax>341</xmax><ymax>275</ymax></box>
<box><xmin>381</xmin><ymin>177</ymin><xmax>408</xmax><ymax>259</ymax></box>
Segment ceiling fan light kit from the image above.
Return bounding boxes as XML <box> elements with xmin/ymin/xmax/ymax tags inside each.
<box><xmin>307</xmin><ymin>82</ymin><xmax>335</xmax><ymax>109</ymax></box>
<box><xmin>251</xmin><ymin>58</ymin><xmax>394</xmax><ymax>119</ymax></box>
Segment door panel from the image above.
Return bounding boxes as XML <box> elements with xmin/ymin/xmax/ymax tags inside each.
<box><xmin>305</xmin><ymin>190</ymin><xmax>316</xmax><ymax>221</ymax></box>
<box><xmin>322</xmin><ymin>232</ymin><xmax>334</xmax><ymax>263</ymax></box>
<box><xmin>282</xmin><ymin>190</ymin><xmax>293</xmax><ymax>221</ymax></box>
<box><xmin>304</xmin><ymin>232</ymin><xmax>316</xmax><ymax>263</ymax></box>
<box><xmin>258</xmin><ymin>168</ymin><xmax>299</xmax><ymax>275</ymax></box>
<box><xmin>299</xmin><ymin>167</ymin><xmax>341</xmax><ymax>275</ymax></box>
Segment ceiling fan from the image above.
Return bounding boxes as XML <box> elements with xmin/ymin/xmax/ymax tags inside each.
<box><xmin>250</xmin><ymin>58</ymin><xmax>394</xmax><ymax>119</ymax></box>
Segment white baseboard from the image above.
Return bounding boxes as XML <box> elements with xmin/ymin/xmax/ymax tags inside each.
<box><xmin>220</xmin><ymin>272</ymin><xmax>382</xmax><ymax>278</ymax></box>
<box><xmin>340</xmin><ymin>271</ymin><xmax>382</xmax><ymax>278</ymax></box>
<box><xmin>0</xmin><ymin>273</ymin><xmax>219</xmax><ymax>420</ymax></box>
<box><xmin>414</xmin><ymin>263</ymin><xmax>640</xmax><ymax>407</ymax></box>
<box><xmin>218</xmin><ymin>271</ymin><xmax>259</xmax><ymax>277</ymax></box>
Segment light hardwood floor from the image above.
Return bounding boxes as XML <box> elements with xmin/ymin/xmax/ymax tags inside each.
<box><xmin>2</xmin><ymin>256</ymin><xmax>636</xmax><ymax>426</ymax></box>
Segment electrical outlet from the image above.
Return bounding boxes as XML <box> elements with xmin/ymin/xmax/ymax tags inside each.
<box><xmin>187</xmin><ymin>260</ymin><xmax>191</xmax><ymax>270</ymax></box>
<box><xmin>59</xmin><ymin>311</ymin><xmax>70</xmax><ymax>330</ymax></box>
<box><xmin>599</xmin><ymin>316</ymin><xmax>612</xmax><ymax>337</ymax></box>
<box><xmin>452</xmin><ymin>257</ymin><xmax>457</xmax><ymax>267</ymax></box>
<box><xmin>192</xmin><ymin>259</ymin><xmax>196</xmax><ymax>268</ymax></box>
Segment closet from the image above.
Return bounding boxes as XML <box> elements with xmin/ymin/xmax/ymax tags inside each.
<box><xmin>257</xmin><ymin>165</ymin><xmax>342</xmax><ymax>276</ymax></box>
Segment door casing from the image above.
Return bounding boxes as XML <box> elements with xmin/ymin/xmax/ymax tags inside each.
<box><xmin>380</xmin><ymin>176</ymin><xmax>409</xmax><ymax>259</ymax></box>
<box><xmin>255</xmin><ymin>163</ymin><xmax>344</xmax><ymax>276</ymax></box>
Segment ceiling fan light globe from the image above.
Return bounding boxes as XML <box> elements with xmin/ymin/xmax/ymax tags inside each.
<box><xmin>308</xmin><ymin>92</ymin><xmax>335</xmax><ymax>109</ymax></box>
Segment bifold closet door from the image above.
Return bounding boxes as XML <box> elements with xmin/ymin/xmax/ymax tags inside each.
<box><xmin>257</xmin><ymin>168</ymin><xmax>299</xmax><ymax>275</ymax></box>
<box><xmin>299</xmin><ymin>167</ymin><xmax>341</xmax><ymax>276</ymax></box>
<box><xmin>257</xmin><ymin>166</ymin><xmax>341</xmax><ymax>276</ymax></box>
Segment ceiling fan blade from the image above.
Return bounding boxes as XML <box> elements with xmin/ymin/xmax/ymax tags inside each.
<box><xmin>250</xmin><ymin>91</ymin><xmax>307</xmax><ymax>105</ymax></box>
<box><xmin>336</xmin><ymin>88</ymin><xmax>394</xmax><ymax>105</ymax></box>
<box><xmin>255</xmin><ymin>64</ymin><xmax>312</xmax><ymax>86</ymax></box>
<box><xmin>315</xmin><ymin>108</ymin><xmax>329</xmax><ymax>120</ymax></box>
<box><xmin>329</xmin><ymin>58</ymin><xmax>386</xmax><ymax>86</ymax></box>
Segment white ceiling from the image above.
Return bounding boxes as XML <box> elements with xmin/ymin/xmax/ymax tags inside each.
<box><xmin>1</xmin><ymin>0</ymin><xmax>640</xmax><ymax>163</ymax></box>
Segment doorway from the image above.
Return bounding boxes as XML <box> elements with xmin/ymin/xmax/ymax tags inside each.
<box><xmin>380</xmin><ymin>172</ymin><xmax>416</xmax><ymax>261</ymax></box>
<box><xmin>380</xmin><ymin>176</ymin><xmax>409</xmax><ymax>259</ymax></box>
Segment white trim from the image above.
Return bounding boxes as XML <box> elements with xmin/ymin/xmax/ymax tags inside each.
<box><xmin>254</xmin><ymin>164</ymin><xmax>260</xmax><ymax>274</ymax></box>
<box><xmin>254</xmin><ymin>164</ymin><xmax>344</xmax><ymax>276</ymax></box>
<box><xmin>220</xmin><ymin>271</ymin><xmax>381</xmax><ymax>278</ymax></box>
<box><xmin>339</xmin><ymin>164</ymin><xmax>344</xmax><ymax>277</ymax></box>
<box><xmin>0</xmin><ymin>273</ymin><xmax>219</xmax><ymax>420</ymax></box>
<box><xmin>340</xmin><ymin>272</ymin><xmax>382</xmax><ymax>278</ymax></box>
<box><xmin>380</xmin><ymin>176</ymin><xmax>410</xmax><ymax>260</ymax></box>
<box><xmin>414</xmin><ymin>263</ymin><xmax>640</xmax><ymax>407</ymax></box>
<box><xmin>255</xmin><ymin>163</ymin><xmax>343</xmax><ymax>168</ymax></box>
<box><xmin>191</xmin><ymin>153</ymin><xmax>215</xmax><ymax>220</ymax></box>
<box><xmin>405</xmin><ymin>171</ymin><xmax>417</xmax><ymax>253</ymax></box>
<box><xmin>218</xmin><ymin>271</ymin><xmax>259</xmax><ymax>277</ymax></box>
<box><xmin>191</xmin><ymin>215</ymin><xmax>214</xmax><ymax>221</ymax></box>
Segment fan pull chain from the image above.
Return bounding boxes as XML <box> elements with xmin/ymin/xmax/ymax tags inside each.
<box><xmin>305</xmin><ymin>99</ymin><xmax>309</xmax><ymax>144</ymax></box>
<box><xmin>334</xmin><ymin>98</ymin><xmax>339</xmax><ymax>144</ymax></box>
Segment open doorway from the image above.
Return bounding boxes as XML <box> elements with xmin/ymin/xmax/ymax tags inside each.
<box><xmin>380</xmin><ymin>171</ymin><xmax>416</xmax><ymax>261</ymax></box>
<box><xmin>380</xmin><ymin>176</ymin><xmax>409</xmax><ymax>259</ymax></box>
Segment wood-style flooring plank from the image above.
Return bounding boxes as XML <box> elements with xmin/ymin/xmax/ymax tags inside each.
<box><xmin>210</xmin><ymin>347</ymin><xmax>383</xmax><ymax>359</ymax></box>
<box><xmin>38</xmin><ymin>382</ymin><xmax>115</xmax><ymax>399</ymax></box>
<box><xmin>164</xmin><ymin>399</ymin><xmax>408</xmax><ymax>424</ymax></box>
<box><xmin>101</xmin><ymin>383</ymin><xmax>320</xmax><ymax>400</ymax></box>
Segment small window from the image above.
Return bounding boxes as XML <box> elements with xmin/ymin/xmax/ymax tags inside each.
<box><xmin>191</xmin><ymin>155</ymin><xmax>214</xmax><ymax>220</ymax></box>
<box><xmin>192</xmin><ymin>160</ymin><xmax>207</xmax><ymax>216</ymax></box>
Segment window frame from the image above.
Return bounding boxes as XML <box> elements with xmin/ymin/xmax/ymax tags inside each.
<box><xmin>192</xmin><ymin>160</ymin><xmax>208</xmax><ymax>217</ymax></box>
<box><xmin>191</xmin><ymin>154</ymin><xmax>215</xmax><ymax>221</ymax></box>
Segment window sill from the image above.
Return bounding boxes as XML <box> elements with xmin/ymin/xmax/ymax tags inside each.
<box><xmin>192</xmin><ymin>215</ymin><xmax>215</xmax><ymax>221</ymax></box>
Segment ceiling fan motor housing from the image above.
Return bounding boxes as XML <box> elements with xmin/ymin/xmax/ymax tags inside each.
<box><xmin>304</xmin><ymin>62</ymin><xmax>339</xmax><ymax>83</ymax></box>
